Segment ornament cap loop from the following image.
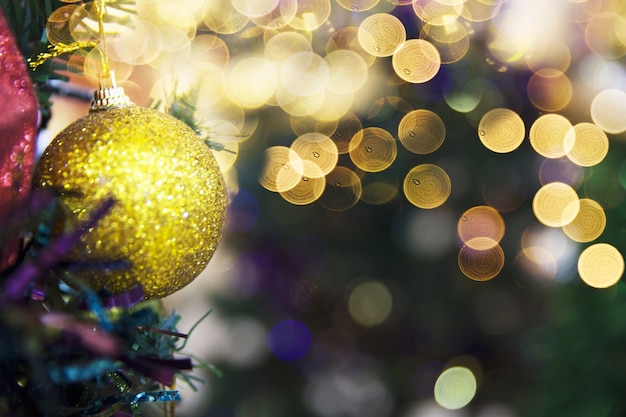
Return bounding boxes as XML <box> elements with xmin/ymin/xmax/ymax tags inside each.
<box><xmin>91</xmin><ymin>86</ymin><xmax>132</xmax><ymax>111</ymax></box>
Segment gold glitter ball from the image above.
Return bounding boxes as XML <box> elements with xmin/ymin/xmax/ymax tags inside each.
<box><xmin>32</xmin><ymin>105</ymin><xmax>227</xmax><ymax>299</ymax></box>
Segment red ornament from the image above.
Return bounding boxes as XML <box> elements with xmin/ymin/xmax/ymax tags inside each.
<box><xmin>0</xmin><ymin>9</ymin><xmax>38</xmax><ymax>270</ymax></box>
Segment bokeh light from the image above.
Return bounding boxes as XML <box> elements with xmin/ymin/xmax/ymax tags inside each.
<box><xmin>478</xmin><ymin>108</ymin><xmax>525</xmax><ymax>153</ymax></box>
<box><xmin>319</xmin><ymin>166</ymin><xmax>363</xmax><ymax>211</ymax></box>
<box><xmin>532</xmin><ymin>182</ymin><xmax>580</xmax><ymax>228</ymax></box>
<box><xmin>458</xmin><ymin>241</ymin><xmax>505</xmax><ymax>281</ymax></box>
<box><xmin>392</xmin><ymin>39</ymin><xmax>441</xmax><ymax>84</ymax></box>
<box><xmin>348</xmin><ymin>280</ymin><xmax>393</xmax><ymax>327</ymax></box>
<box><xmin>529</xmin><ymin>114</ymin><xmax>573</xmax><ymax>159</ymax></box>
<box><xmin>434</xmin><ymin>366</ymin><xmax>478</xmax><ymax>410</ymax></box>
<box><xmin>267</xmin><ymin>320</ymin><xmax>312</xmax><ymax>361</ymax></box>
<box><xmin>403</xmin><ymin>164</ymin><xmax>452</xmax><ymax>209</ymax></box>
<box><xmin>590</xmin><ymin>89</ymin><xmax>626</xmax><ymax>134</ymax></box>
<box><xmin>358</xmin><ymin>13</ymin><xmax>406</xmax><ymax>57</ymax></box>
<box><xmin>564</xmin><ymin>122</ymin><xmax>609</xmax><ymax>167</ymax></box>
<box><xmin>562</xmin><ymin>198</ymin><xmax>606</xmax><ymax>243</ymax></box>
<box><xmin>349</xmin><ymin>127</ymin><xmax>397</xmax><ymax>172</ymax></box>
<box><xmin>457</xmin><ymin>206</ymin><xmax>505</xmax><ymax>250</ymax></box>
<box><xmin>578</xmin><ymin>243</ymin><xmax>625</xmax><ymax>288</ymax></box>
<box><xmin>398</xmin><ymin>109</ymin><xmax>446</xmax><ymax>155</ymax></box>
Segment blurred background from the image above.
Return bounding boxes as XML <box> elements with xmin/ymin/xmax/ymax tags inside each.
<box><xmin>29</xmin><ymin>0</ymin><xmax>626</xmax><ymax>416</ymax></box>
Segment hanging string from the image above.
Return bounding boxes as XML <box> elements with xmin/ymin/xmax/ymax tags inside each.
<box><xmin>95</xmin><ymin>0</ymin><xmax>115</xmax><ymax>89</ymax></box>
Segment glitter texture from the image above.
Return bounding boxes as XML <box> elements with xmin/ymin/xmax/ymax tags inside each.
<box><xmin>0</xmin><ymin>10</ymin><xmax>38</xmax><ymax>269</ymax></box>
<box><xmin>32</xmin><ymin>106</ymin><xmax>227</xmax><ymax>299</ymax></box>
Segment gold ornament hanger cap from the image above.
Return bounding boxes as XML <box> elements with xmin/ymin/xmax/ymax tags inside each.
<box><xmin>90</xmin><ymin>71</ymin><xmax>133</xmax><ymax>111</ymax></box>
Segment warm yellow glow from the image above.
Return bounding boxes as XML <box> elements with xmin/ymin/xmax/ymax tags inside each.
<box><xmin>358</xmin><ymin>13</ymin><xmax>407</xmax><ymax>57</ymax></box>
<box><xmin>532</xmin><ymin>182</ymin><xmax>580</xmax><ymax>227</ymax></box>
<box><xmin>529</xmin><ymin>114</ymin><xmax>573</xmax><ymax>159</ymax></box>
<box><xmin>280</xmin><ymin>174</ymin><xmax>326</xmax><ymax>205</ymax></box>
<box><xmin>562</xmin><ymin>198</ymin><xmax>606</xmax><ymax>243</ymax></box>
<box><xmin>398</xmin><ymin>109</ymin><xmax>446</xmax><ymax>154</ymax></box>
<box><xmin>420</xmin><ymin>21</ymin><xmax>470</xmax><ymax>64</ymax></box>
<box><xmin>434</xmin><ymin>366</ymin><xmax>478</xmax><ymax>410</ymax></box>
<box><xmin>289</xmin><ymin>0</ymin><xmax>332</xmax><ymax>31</ymax></box>
<box><xmin>478</xmin><ymin>108</ymin><xmax>525</xmax><ymax>153</ymax></box>
<box><xmin>461</xmin><ymin>0</ymin><xmax>503</xmax><ymax>22</ymax></box>
<box><xmin>564</xmin><ymin>122</ymin><xmax>609</xmax><ymax>167</ymax></box>
<box><xmin>527</xmin><ymin>69</ymin><xmax>573</xmax><ymax>112</ymax></box>
<box><xmin>259</xmin><ymin>146</ymin><xmax>303</xmax><ymax>192</ymax></box>
<box><xmin>231</xmin><ymin>0</ymin><xmax>280</xmax><ymax>18</ymax></box>
<box><xmin>325</xmin><ymin>50</ymin><xmax>369</xmax><ymax>95</ymax></box>
<box><xmin>226</xmin><ymin>57</ymin><xmax>277</xmax><ymax>108</ymax></box>
<box><xmin>349</xmin><ymin>127</ymin><xmax>397</xmax><ymax>172</ymax></box>
<box><xmin>291</xmin><ymin>133</ymin><xmax>339</xmax><ymax>177</ymax></box>
<box><xmin>578</xmin><ymin>243</ymin><xmax>624</xmax><ymax>288</ymax></box>
<box><xmin>265</xmin><ymin>31</ymin><xmax>312</xmax><ymax>63</ymax></box>
<box><xmin>458</xmin><ymin>241</ymin><xmax>505</xmax><ymax>281</ymax></box>
<box><xmin>403</xmin><ymin>164</ymin><xmax>451</xmax><ymax>209</ymax></box>
<box><xmin>290</xmin><ymin>115</ymin><xmax>338</xmax><ymax>137</ymax></box>
<box><xmin>327</xmin><ymin>27</ymin><xmax>377</xmax><ymax>67</ymax></box>
<box><xmin>392</xmin><ymin>39</ymin><xmax>441</xmax><ymax>83</ymax></box>
<box><xmin>584</xmin><ymin>12</ymin><xmax>626</xmax><ymax>59</ymax></box>
<box><xmin>202</xmin><ymin>1</ymin><xmax>249</xmax><ymax>34</ymax></box>
<box><xmin>412</xmin><ymin>0</ymin><xmax>463</xmax><ymax>26</ymax></box>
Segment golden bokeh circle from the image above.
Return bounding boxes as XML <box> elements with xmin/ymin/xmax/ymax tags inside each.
<box><xmin>532</xmin><ymin>182</ymin><xmax>580</xmax><ymax>227</ymax></box>
<box><xmin>564</xmin><ymin>122</ymin><xmax>609</xmax><ymax>167</ymax></box>
<box><xmin>403</xmin><ymin>164</ymin><xmax>452</xmax><ymax>209</ymax></box>
<box><xmin>259</xmin><ymin>146</ymin><xmax>303</xmax><ymax>192</ymax></box>
<box><xmin>478</xmin><ymin>108</ymin><xmax>525</xmax><ymax>153</ymax></box>
<box><xmin>527</xmin><ymin>69</ymin><xmax>573</xmax><ymax>112</ymax></box>
<box><xmin>398</xmin><ymin>109</ymin><xmax>446</xmax><ymax>154</ymax></box>
<box><xmin>289</xmin><ymin>115</ymin><xmax>338</xmax><ymax>137</ymax></box>
<box><xmin>584</xmin><ymin>12</ymin><xmax>626</xmax><ymax>59</ymax></box>
<box><xmin>361</xmin><ymin>173</ymin><xmax>398</xmax><ymax>206</ymax></box>
<box><xmin>392</xmin><ymin>39</ymin><xmax>441</xmax><ymax>83</ymax></box>
<box><xmin>349</xmin><ymin>127</ymin><xmax>397</xmax><ymax>172</ymax></box>
<box><xmin>291</xmin><ymin>133</ymin><xmax>339</xmax><ymax>178</ymax></box>
<box><xmin>280</xmin><ymin>174</ymin><xmax>326</xmax><ymax>205</ymax></box>
<box><xmin>327</xmin><ymin>27</ymin><xmax>377</xmax><ymax>67</ymax></box>
<box><xmin>412</xmin><ymin>0</ymin><xmax>463</xmax><ymax>26</ymax></box>
<box><xmin>420</xmin><ymin>21</ymin><xmax>470</xmax><ymax>64</ymax></box>
<box><xmin>529</xmin><ymin>114</ymin><xmax>573</xmax><ymax>159</ymax></box>
<box><xmin>461</xmin><ymin>0</ymin><xmax>503</xmax><ymax>22</ymax></box>
<box><xmin>325</xmin><ymin>49</ymin><xmax>369</xmax><ymax>95</ymax></box>
<box><xmin>202</xmin><ymin>1</ymin><xmax>249</xmax><ymax>34</ymax></box>
<box><xmin>265</xmin><ymin>31</ymin><xmax>313</xmax><ymax>63</ymax></box>
<box><xmin>358</xmin><ymin>13</ymin><xmax>406</xmax><ymax>57</ymax></box>
<box><xmin>458</xmin><ymin>206</ymin><xmax>505</xmax><ymax>250</ymax></box>
<box><xmin>562</xmin><ymin>198</ymin><xmax>606</xmax><ymax>243</ymax></box>
<box><xmin>590</xmin><ymin>89</ymin><xmax>626</xmax><ymax>134</ymax></box>
<box><xmin>250</xmin><ymin>0</ymin><xmax>297</xmax><ymax>29</ymax></box>
<box><xmin>578</xmin><ymin>243</ymin><xmax>624</xmax><ymax>288</ymax></box>
<box><xmin>319</xmin><ymin>166</ymin><xmax>363</xmax><ymax>211</ymax></box>
<box><xmin>289</xmin><ymin>0</ymin><xmax>331</xmax><ymax>31</ymax></box>
<box><xmin>458</xmin><ymin>241</ymin><xmax>505</xmax><ymax>282</ymax></box>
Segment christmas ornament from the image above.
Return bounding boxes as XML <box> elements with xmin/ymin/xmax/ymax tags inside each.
<box><xmin>0</xmin><ymin>9</ymin><xmax>38</xmax><ymax>270</ymax></box>
<box><xmin>32</xmin><ymin>86</ymin><xmax>227</xmax><ymax>299</ymax></box>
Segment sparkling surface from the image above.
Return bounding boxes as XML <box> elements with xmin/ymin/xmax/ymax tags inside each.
<box><xmin>0</xmin><ymin>11</ymin><xmax>38</xmax><ymax>269</ymax></box>
<box><xmin>33</xmin><ymin>106</ymin><xmax>227</xmax><ymax>299</ymax></box>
